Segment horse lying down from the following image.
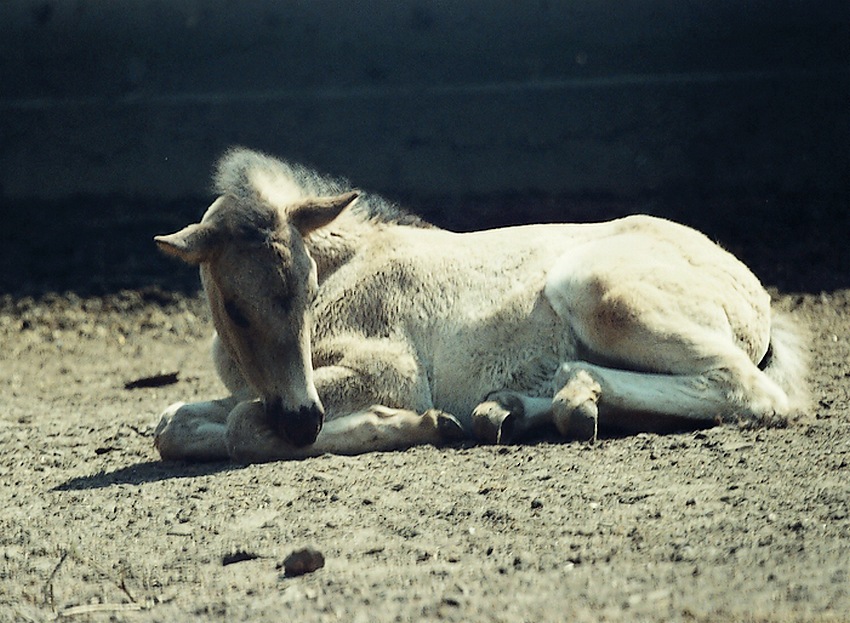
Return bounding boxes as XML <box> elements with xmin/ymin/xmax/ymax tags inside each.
<box><xmin>153</xmin><ymin>148</ymin><xmax>809</xmax><ymax>462</ymax></box>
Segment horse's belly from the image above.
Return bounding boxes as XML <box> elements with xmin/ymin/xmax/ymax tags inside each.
<box><xmin>429</xmin><ymin>301</ymin><xmax>577</xmax><ymax>418</ymax></box>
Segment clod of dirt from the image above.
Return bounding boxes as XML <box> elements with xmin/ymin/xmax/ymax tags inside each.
<box><xmin>222</xmin><ymin>550</ymin><xmax>260</xmax><ymax>566</ymax></box>
<box><xmin>279</xmin><ymin>547</ymin><xmax>325</xmax><ymax>577</ymax></box>
<box><xmin>124</xmin><ymin>371</ymin><xmax>179</xmax><ymax>389</ymax></box>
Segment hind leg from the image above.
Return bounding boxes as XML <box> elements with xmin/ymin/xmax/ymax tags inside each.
<box><xmin>551</xmin><ymin>352</ymin><xmax>790</xmax><ymax>439</ymax></box>
<box><xmin>471</xmin><ymin>345</ymin><xmax>790</xmax><ymax>444</ymax></box>
<box><xmin>540</xmin><ymin>240</ymin><xmax>792</xmax><ymax>439</ymax></box>
<box><xmin>471</xmin><ymin>393</ymin><xmax>554</xmax><ymax>443</ymax></box>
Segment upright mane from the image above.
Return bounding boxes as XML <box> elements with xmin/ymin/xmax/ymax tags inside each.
<box><xmin>214</xmin><ymin>147</ymin><xmax>434</xmax><ymax>229</ymax></box>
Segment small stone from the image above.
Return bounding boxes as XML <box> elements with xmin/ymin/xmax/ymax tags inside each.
<box><xmin>280</xmin><ymin>547</ymin><xmax>325</xmax><ymax>577</ymax></box>
<box><xmin>531</xmin><ymin>498</ymin><xmax>544</xmax><ymax>510</ymax></box>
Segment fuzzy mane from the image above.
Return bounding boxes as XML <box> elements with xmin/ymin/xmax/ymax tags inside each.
<box><xmin>214</xmin><ymin>147</ymin><xmax>434</xmax><ymax>229</ymax></box>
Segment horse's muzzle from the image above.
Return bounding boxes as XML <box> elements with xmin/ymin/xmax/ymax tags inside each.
<box><xmin>265</xmin><ymin>398</ymin><xmax>324</xmax><ymax>447</ymax></box>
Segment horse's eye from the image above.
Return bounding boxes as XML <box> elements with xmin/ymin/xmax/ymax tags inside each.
<box><xmin>224</xmin><ymin>300</ymin><xmax>251</xmax><ymax>328</ymax></box>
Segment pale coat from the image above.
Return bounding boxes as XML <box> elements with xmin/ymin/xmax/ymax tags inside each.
<box><xmin>153</xmin><ymin>148</ymin><xmax>809</xmax><ymax>462</ymax></box>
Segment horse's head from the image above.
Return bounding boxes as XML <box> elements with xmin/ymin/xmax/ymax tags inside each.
<box><xmin>155</xmin><ymin>188</ymin><xmax>358</xmax><ymax>447</ymax></box>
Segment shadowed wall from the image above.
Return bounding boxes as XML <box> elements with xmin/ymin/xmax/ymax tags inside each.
<box><xmin>1</xmin><ymin>1</ymin><xmax>848</xmax><ymax>199</ymax></box>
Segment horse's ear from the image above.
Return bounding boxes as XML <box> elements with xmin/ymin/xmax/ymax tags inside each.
<box><xmin>290</xmin><ymin>191</ymin><xmax>359</xmax><ymax>236</ymax></box>
<box><xmin>154</xmin><ymin>223</ymin><xmax>218</xmax><ymax>265</ymax></box>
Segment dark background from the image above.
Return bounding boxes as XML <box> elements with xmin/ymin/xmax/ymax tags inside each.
<box><xmin>1</xmin><ymin>1</ymin><xmax>848</xmax><ymax>296</ymax></box>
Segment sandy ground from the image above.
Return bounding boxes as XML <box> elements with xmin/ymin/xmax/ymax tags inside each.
<box><xmin>1</xmin><ymin>193</ymin><xmax>849</xmax><ymax>622</ymax></box>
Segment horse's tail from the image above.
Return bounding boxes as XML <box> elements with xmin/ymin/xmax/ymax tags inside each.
<box><xmin>761</xmin><ymin>308</ymin><xmax>811</xmax><ymax>417</ymax></box>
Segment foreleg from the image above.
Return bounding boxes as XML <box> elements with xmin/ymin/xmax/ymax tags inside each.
<box><xmin>154</xmin><ymin>391</ymin><xmax>249</xmax><ymax>461</ymax></box>
<box><xmin>225</xmin><ymin>336</ymin><xmax>465</xmax><ymax>462</ymax></box>
<box><xmin>312</xmin><ymin>335</ymin><xmax>435</xmax><ymax>418</ymax></box>
<box><xmin>225</xmin><ymin>401</ymin><xmax>463</xmax><ymax>462</ymax></box>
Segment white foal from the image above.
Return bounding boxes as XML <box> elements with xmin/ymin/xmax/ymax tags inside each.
<box><xmin>153</xmin><ymin>148</ymin><xmax>809</xmax><ymax>462</ymax></box>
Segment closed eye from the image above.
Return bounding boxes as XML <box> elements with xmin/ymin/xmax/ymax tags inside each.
<box><xmin>224</xmin><ymin>299</ymin><xmax>251</xmax><ymax>328</ymax></box>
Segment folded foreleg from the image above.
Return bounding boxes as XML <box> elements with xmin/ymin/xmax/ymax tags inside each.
<box><xmin>225</xmin><ymin>401</ymin><xmax>464</xmax><ymax>462</ymax></box>
<box><xmin>154</xmin><ymin>394</ymin><xmax>245</xmax><ymax>461</ymax></box>
<box><xmin>224</xmin><ymin>336</ymin><xmax>465</xmax><ymax>461</ymax></box>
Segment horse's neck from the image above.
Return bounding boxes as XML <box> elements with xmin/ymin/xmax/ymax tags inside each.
<box><xmin>305</xmin><ymin>212</ymin><xmax>374</xmax><ymax>283</ymax></box>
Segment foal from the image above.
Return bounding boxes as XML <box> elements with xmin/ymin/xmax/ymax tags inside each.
<box><xmin>154</xmin><ymin>148</ymin><xmax>809</xmax><ymax>462</ymax></box>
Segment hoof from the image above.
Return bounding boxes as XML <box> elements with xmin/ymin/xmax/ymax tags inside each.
<box><xmin>471</xmin><ymin>393</ymin><xmax>524</xmax><ymax>444</ymax></box>
<box><xmin>153</xmin><ymin>401</ymin><xmax>185</xmax><ymax>456</ymax></box>
<box><xmin>566</xmin><ymin>400</ymin><xmax>599</xmax><ymax>442</ymax></box>
<box><xmin>429</xmin><ymin>410</ymin><xmax>467</xmax><ymax>442</ymax></box>
<box><xmin>552</xmin><ymin>398</ymin><xmax>599</xmax><ymax>442</ymax></box>
<box><xmin>553</xmin><ymin>368</ymin><xmax>601</xmax><ymax>443</ymax></box>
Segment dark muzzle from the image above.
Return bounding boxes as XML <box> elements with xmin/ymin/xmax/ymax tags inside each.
<box><xmin>265</xmin><ymin>397</ymin><xmax>324</xmax><ymax>447</ymax></box>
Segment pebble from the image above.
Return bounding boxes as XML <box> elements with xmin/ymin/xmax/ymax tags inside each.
<box><xmin>280</xmin><ymin>547</ymin><xmax>325</xmax><ymax>577</ymax></box>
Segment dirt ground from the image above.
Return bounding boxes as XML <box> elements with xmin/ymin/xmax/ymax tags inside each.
<box><xmin>1</xmin><ymin>192</ymin><xmax>849</xmax><ymax>622</ymax></box>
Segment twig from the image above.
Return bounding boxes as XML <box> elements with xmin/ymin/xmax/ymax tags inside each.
<box><xmin>43</xmin><ymin>549</ymin><xmax>70</xmax><ymax>613</ymax></box>
<box><xmin>79</xmin><ymin>555</ymin><xmax>136</xmax><ymax>604</ymax></box>
<box><xmin>59</xmin><ymin>603</ymin><xmax>143</xmax><ymax>617</ymax></box>
<box><xmin>42</xmin><ymin>547</ymin><xmax>138</xmax><ymax>614</ymax></box>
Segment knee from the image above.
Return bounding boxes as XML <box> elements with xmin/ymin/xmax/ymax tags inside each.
<box><xmin>224</xmin><ymin>400</ymin><xmax>278</xmax><ymax>463</ymax></box>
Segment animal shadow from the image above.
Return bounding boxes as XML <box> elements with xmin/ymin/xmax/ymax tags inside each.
<box><xmin>53</xmin><ymin>460</ymin><xmax>239</xmax><ymax>491</ymax></box>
